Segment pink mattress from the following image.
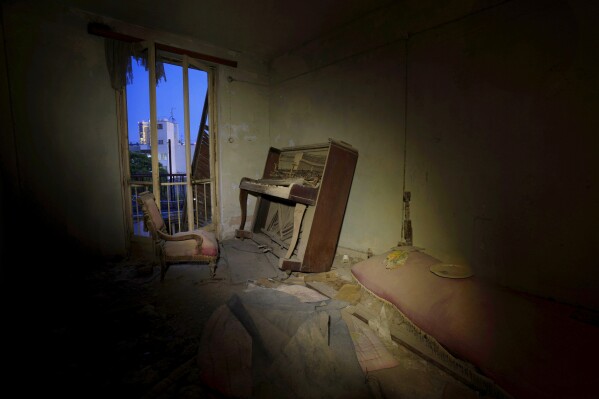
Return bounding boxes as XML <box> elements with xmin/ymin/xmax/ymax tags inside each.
<box><xmin>351</xmin><ymin>251</ymin><xmax>599</xmax><ymax>399</ymax></box>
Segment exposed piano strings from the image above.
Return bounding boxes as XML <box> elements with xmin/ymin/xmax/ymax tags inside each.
<box><xmin>270</xmin><ymin>151</ymin><xmax>327</xmax><ymax>187</ymax></box>
<box><xmin>263</xmin><ymin>204</ymin><xmax>294</xmax><ymax>245</ymax></box>
<box><xmin>235</xmin><ymin>139</ymin><xmax>358</xmax><ymax>272</ymax></box>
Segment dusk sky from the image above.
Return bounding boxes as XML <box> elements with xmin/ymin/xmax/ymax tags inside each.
<box><xmin>126</xmin><ymin>58</ymin><xmax>208</xmax><ymax>144</ymax></box>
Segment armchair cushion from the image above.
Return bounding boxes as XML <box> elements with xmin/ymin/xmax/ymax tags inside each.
<box><xmin>136</xmin><ymin>191</ymin><xmax>219</xmax><ymax>281</ymax></box>
<box><xmin>165</xmin><ymin>229</ymin><xmax>219</xmax><ymax>258</ymax></box>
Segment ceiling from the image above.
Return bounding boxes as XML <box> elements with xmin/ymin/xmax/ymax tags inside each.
<box><xmin>61</xmin><ymin>0</ymin><xmax>395</xmax><ymax>61</ymax></box>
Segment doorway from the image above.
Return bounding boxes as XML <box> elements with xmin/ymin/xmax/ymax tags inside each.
<box><xmin>122</xmin><ymin>48</ymin><xmax>217</xmax><ymax>255</ymax></box>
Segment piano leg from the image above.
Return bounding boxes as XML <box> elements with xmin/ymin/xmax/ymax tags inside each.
<box><xmin>284</xmin><ymin>203</ymin><xmax>307</xmax><ymax>259</ymax></box>
<box><xmin>235</xmin><ymin>188</ymin><xmax>252</xmax><ymax>239</ymax></box>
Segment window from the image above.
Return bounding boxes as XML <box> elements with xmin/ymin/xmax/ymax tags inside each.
<box><xmin>124</xmin><ymin>51</ymin><xmax>214</xmax><ymax>239</ymax></box>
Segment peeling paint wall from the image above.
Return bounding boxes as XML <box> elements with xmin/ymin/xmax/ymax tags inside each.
<box><xmin>216</xmin><ymin>68</ymin><xmax>270</xmax><ymax>238</ymax></box>
<box><xmin>270</xmin><ymin>44</ymin><xmax>406</xmax><ymax>255</ymax></box>
<box><xmin>3</xmin><ymin>0</ymin><xmax>597</xmax><ymax>309</ymax></box>
<box><xmin>407</xmin><ymin>0</ymin><xmax>599</xmax><ymax>308</ymax></box>
<box><xmin>2</xmin><ymin>1</ymin><xmax>126</xmax><ymax>257</ymax></box>
<box><xmin>268</xmin><ymin>3</ymin><xmax>420</xmax><ymax>256</ymax></box>
<box><xmin>267</xmin><ymin>1</ymin><xmax>510</xmax><ymax>257</ymax></box>
<box><xmin>269</xmin><ymin>0</ymin><xmax>599</xmax><ymax>309</ymax></box>
<box><xmin>1</xmin><ymin>1</ymin><xmax>271</xmax><ymax>257</ymax></box>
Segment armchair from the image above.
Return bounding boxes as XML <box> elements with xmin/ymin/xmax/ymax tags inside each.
<box><xmin>137</xmin><ymin>191</ymin><xmax>219</xmax><ymax>281</ymax></box>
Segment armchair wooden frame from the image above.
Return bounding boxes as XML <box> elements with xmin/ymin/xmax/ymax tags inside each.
<box><xmin>137</xmin><ymin>191</ymin><xmax>218</xmax><ymax>281</ymax></box>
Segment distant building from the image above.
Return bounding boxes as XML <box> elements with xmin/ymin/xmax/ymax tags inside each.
<box><xmin>130</xmin><ymin>118</ymin><xmax>195</xmax><ymax>174</ymax></box>
<box><xmin>139</xmin><ymin>121</ymin><xmax>150</xmax><ymax>145</ymax></box>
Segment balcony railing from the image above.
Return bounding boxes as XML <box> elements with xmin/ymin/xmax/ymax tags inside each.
<box><xmin>130</xmin><ymin>173</ymin><xmax>211</xmax><ymax>237</ymax></box>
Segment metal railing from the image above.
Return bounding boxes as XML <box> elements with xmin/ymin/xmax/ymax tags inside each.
<box><xmin>130</xmin><ymin>173</ymin><xmax>212</xmax><ymax>237</ymax></box>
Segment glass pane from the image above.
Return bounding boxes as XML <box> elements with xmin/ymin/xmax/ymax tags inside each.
<box><xmin>189</xmin><ymin>68</ymin><xmax>211</xmax><ymax>227</ymax></box>
<box><xmin>126</xmin><ymin>57</ymin><xmax>152</xmax><ymax>236</ymax></box>
<box><xmin>189</xmin><ymin>67</ymin><xmax>208</xmax><ymax>147</ymax></box>
<box><xmin>125</xmin><ymin>57</ymin><xmax>212</xmax><ymax>235</ymax></box>
<box><xmin>127</xmin><ymin>57</ymin><xmax>153</xmax><ymax>181</ymax></box>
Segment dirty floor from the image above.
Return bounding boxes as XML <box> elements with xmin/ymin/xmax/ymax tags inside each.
<box><xmin>13</xmin><ymin>238</ymin><xmax>482</xmax><ymax>398</ymax></box>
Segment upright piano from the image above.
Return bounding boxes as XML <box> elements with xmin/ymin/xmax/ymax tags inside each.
<box><xmin>235</xmin><ymin>139</ymin><xmax>358</xmax><ymax>272</ymax></box>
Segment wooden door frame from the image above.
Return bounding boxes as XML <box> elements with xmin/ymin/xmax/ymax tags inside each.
<box><xmin>117</xmin><ymin>46</ymin><xmax>220</xmax><ymax>258</ymax></box>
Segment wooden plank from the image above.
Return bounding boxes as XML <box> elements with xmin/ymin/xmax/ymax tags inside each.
<box><xmin>305</xmin><ymin>281</ymin><xmax>339</xmax><ymax>299</ymax></box>
<box><xmin>182</xmin><ymin>56</ymin><xmax>194</xmax><ymax>230</ymax></box>
<box><xmin>235</xmin><ymin>230</ymin><xmax>252</xmax><ymax>239</ymax></box>
<box><xmin>87</xmin><ymin>23</ymin><xmax>238</xmax><ymax>68</ymax></box>
<box><xmin>345</xmin><ymin>303</ymin><xmax>507</xmax><ymax>398</ymax></box>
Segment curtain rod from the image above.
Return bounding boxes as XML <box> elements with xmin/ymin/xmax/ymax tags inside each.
<box><xmin>87</xmin><ymin>23</ymin><xmax>238</xmax><ymax>68</ymax></box>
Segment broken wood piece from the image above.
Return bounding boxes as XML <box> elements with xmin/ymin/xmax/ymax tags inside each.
<box><xmin>334</xmin><ymin>284</ymin><xmax>362</xmax><ymax>305</ymax></box>
<box><xmin>318</xmin><ymin>311</ymin><xmax>330</xmax><ymax>346</ymax></box>
<box><xmin>274</xmin><ymin>284</ymin><xmax>329</xmax><ymax>303</ymax></box>
<box><xmin>345</xmin><ymin>302</ymin><xmax>500</xmax><ymax>397</ymax></box>
<box><xmin>284</xmin><ymin>203</ymin><xmax>307</xmax><ymax>259</ymax></box>
<box><xmin>305</xmin><ymin>281</ymin><xmax>339</xmax><ymax>299</ymax></box>
<box><xmin>340</xmin><ymin>308</ymin><xmax>399</xmax><ymax>373</ymax></box>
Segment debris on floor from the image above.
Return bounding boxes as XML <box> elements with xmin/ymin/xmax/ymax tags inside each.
<box><xmin>197</xmin><ymin>287</ymin><xmax>371</xmax><ymax>398</ymax></box>
<box><xmin>196</xmin><ymin>248</ymin><xmax>484</xmax><ymax>399</ymax></box>
<box><xmin>31</xmin><ymin>240</ymin><xmax>485</xmax><ymax>398</ymax></box>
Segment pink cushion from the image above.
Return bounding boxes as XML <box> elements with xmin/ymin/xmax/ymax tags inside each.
<box><xmin>194</xmin><ymin>229</ymin><xmax>219</xmax><ymax>256</ymax></box>
<box><xmin>164</xmin><ymin>238</ymin><xmax>200</xmax><ymax>257</ymax></box>
<box><xmin>170</xmin><ymin>229</ymin><xmax>219</xmax><ymax>257</ymax></box>
<box><xmin>351</xmin><ymin>251</ymin><xmax>599</xmax><ymax>399</ymax></box>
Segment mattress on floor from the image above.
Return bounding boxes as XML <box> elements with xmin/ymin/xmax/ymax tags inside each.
<box><xmin>351</xmin><ymin>251</ymin><xmax>599</xmax><ymax>399</ymax></box>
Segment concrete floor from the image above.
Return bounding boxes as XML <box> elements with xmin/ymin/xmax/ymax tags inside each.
<box><xmin>16</xmin><ymin>238</ymin><xmax>485</xmax><ymax>398</ymax></box>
